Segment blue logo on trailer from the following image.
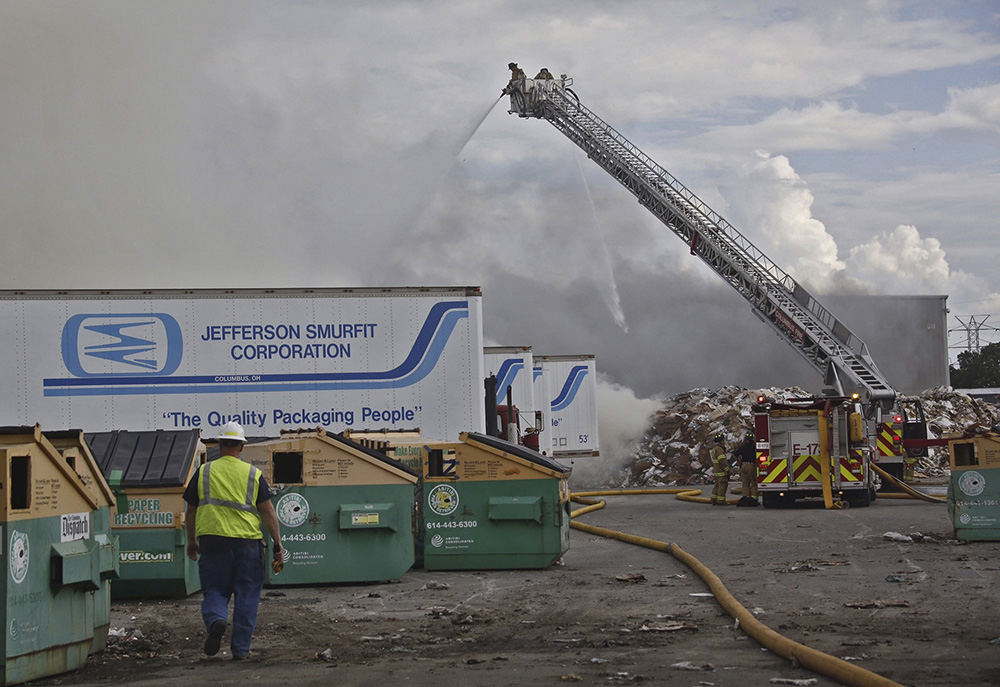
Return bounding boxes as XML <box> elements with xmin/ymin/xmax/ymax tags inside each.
<box><xmin>494</xmin><ymin>357</ymin><xmax>524</xmax><ymax>403</ymax></box>
<box><xmin>533</xmin><ymin>365</ymin><xmax>542</xmax><ymax>382</ymax></box>
<box><xmin>61</xmin><ymin>314</ymin><xmax>183</xmax><ymax>377</ymax></box>
<box><xmin>550</xmin><ymin>364</ymin><xmax>588</xmax><ymax>411</ymax></box>
<box><xmin>44</xmin><ymin>300</ymin><xmax>469</xmax><ymax>396</ymax></box>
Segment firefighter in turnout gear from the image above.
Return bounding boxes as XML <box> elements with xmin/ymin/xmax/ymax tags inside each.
<box><xmin>504</xmin><ymin>62</ymin><xmax>526</xmax><ymax>93</ymax></box>
<box><xmin>710</xmin><ymin>434</ymin><xmax>729</xmax><ymax>505</ymax></box>
<box><xmin>735</xmin><ymin>429</ymin><xmax>760</xmax><ymax>506</ymax></box>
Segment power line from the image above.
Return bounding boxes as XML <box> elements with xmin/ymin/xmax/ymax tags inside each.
<box><xmin>949</xmin><ymin>314</ymin><xmax>1000</xmax><ymax>354</ymax></box>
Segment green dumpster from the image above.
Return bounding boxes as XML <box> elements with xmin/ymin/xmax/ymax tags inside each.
<box><xmin>241</xmin><ymin>428</ymin><xmax>418</xmax><ymax>585</ymax></box>
<box><xmin>947</xmin><ymin>430</ymin><xmax>1000</xmax><ymax>541</ymax></box>
<box><xmin>419</xmin><ymin>431</ymin><xmax>571</xmax><ymax>571</ymax></box>
<box><xmin>86</xmin><ymin>429</ymin><xmax>206</xmax><ymax>598</ymax></box>
<box><xmin>1</xmin><ymin>425</ymin><xmax>118</xmax><ymax>686</ymax></box>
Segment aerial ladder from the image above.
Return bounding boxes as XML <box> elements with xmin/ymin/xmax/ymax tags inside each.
<box><xmin>505</xmin><ymin>74</ymin><xmax>896</xmax><ymax>416</ymax></box>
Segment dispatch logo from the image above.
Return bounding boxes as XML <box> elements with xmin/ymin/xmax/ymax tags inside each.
<box><xmin>61</xmin><ymin>313</ymin><xmax>183</xmax><ymax>377</ymax></box>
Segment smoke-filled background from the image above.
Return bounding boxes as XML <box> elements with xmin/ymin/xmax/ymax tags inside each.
<box><xmin>3</xmin><ymin>1</ymin><xmax>1000</xmax><ymax>466</ymax></box>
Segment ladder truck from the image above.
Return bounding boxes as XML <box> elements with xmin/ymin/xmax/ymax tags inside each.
<box><xmin>505</xmin><ymin>72</ymin><xmax>906</xmax><ymax>502</ymax></box>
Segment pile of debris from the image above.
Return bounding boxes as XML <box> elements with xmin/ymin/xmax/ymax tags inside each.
<box><xmin>620</xmin><ymin>386</ymin><xmax>1000</xmax><ymax>488</ymax></box>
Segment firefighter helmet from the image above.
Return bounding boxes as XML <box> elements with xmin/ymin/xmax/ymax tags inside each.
<box><xmin>713</xmin><ymin>433</ymin><xmax>724</xmax><ymax>443</ymax></box>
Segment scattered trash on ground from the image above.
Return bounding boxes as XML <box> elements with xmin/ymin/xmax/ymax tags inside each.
<box><xmin>639</xmin><ymin>622</ymin><xmax>698</xmax><ymax>632</ymax></box>
<box><xmin>671</xmin><ymin>661</ymin><xmax>715</xmax><ymax>671</ymax></box>
<box><xmin>883</xmin><ymin>532</ymin><xmax>913</xmax><ymax>543</ymax></box>
<box><xmin>614</xmin><ymin>573</ymin><xmax>646</xmax><ymax>583</ymax></box>
<box><xmin>844</xmin><ymin>600</ymin><xmax>909</xmax><ymax>609</ymax></box>
<box><xmin>314</xmin><ymin>648</ymin><xmax>336</xmax><ymax>663</ymax></box>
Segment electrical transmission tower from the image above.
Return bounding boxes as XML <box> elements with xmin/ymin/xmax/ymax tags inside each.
<box><xmin>951</xmin><ymin>315</ymin><xmax>999</xmax><ymax>354</ymax></box>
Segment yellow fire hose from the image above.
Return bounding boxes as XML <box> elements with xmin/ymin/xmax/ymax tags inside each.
<box><xmin>819</xmin><ymin>448</ymin><xmax>845</xmax><ymax>510</ymax></box>
<box><xmin>569</xmin><ymin>490</ymin><xmax>903</xmax><ymax>687</ymax></box>
<box><xmin>871</xmin><ymin>464</ymin><xmax>946</xmax><ymax>503</ymax></box>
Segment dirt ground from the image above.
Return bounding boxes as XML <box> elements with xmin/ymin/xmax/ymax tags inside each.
<box><xmin>36</xmin><ymin>484</ymin><xmax>1000</xmax><ymax>687</ymax></box>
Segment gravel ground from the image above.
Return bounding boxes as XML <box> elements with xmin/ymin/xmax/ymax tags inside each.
<box><xmin>36</xmin><ymin>486</ymin><xmax>1000</xmax><ymax>687</ymax></box>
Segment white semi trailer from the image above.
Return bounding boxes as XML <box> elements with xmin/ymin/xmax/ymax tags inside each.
<box><xmin>537</xmin><ymin>354</ymin><xmax>600</xmax><ymax>460</ymax></box>
<box><xmin>484</xmin><ymin>345</ymin><xmax>543</xmax><ymax>448</ymax></box>
<box><xmin>483</xmin><ymin>346</ymin><xmax>535</xmax><ymax>413</ymax></box>
<box><xmin>0</xmin><ymin>287</ymin><xmax>485</xmax><ymax>438</ymax></box>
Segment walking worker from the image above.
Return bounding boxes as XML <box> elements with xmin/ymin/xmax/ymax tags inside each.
<box><xmin>734</xmin><ymin>429</ymin><xmax>760</xmax><ymax>506</ymax></box>
<box><xmin>709</xmin><ymin>433</ymin><xmax>729</xmax><ymax>505</ymax></box>
<box><xmin>184</xmin><ymin>421</ymin><xmax>284</xmax><ymax>660</ymax></box>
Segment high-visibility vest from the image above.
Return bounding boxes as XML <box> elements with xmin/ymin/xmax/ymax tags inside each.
<box><xmin>195</xmin><ymin>455</ymin><xmax>263</xmax><ymax>540</ymax></box>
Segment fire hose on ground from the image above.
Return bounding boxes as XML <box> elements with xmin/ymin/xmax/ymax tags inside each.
<box><xmin>870</xmin><ymin>463</ymin><xmax>946</xmax><ymax>503</ymax></box>
<box><xmin>569</xmin><ymin>489</ymin><xmax>904</xmax><ymax>687</ymax></box>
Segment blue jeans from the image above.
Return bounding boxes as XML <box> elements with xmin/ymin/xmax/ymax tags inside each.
<box><xmin>197</xmin><ymin>537</ymin><xmax>264</xmax><ymax>656</ymax></box>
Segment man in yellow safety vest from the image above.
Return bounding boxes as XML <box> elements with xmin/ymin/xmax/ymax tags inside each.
<box><xmin>184</xmin><ymin>421</ymin><xmax>284</xmax><ymax>660</ymax></box>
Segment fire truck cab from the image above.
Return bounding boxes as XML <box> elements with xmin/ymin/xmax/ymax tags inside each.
<box><xmin>754</xmin><ymin>395</ymin><xmax>877</xmax><ymax>508</ymax></box>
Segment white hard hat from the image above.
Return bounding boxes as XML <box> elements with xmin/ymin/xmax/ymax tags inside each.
<box><xmin>216</xmin><ymin>420</ymin><xmax>247</xmax><ymax>443</ymax></box>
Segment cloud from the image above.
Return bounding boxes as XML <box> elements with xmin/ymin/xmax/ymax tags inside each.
<box><xmin>845</xmin><ymin>224</ymin><xmax>1000</xmax><ymax>313</ymax></box>
<box><xmin>716</xmin><ymin>151</ymin><xmax>847</xmax><ymax>292</ymax></box>
<box><xmin>685</xmin><ymin>82</ymin><xmax>1000</xmax><ymax>158</ymax></box>
<box><xmin>846</xmin><ymin>225</ymin><xmax>949</xmax><ymax>290</ymax></box>
<box><xmin>940</xmin><ymin>83</ymin><xmax>1000</xmax><ymax>135</ymax></box>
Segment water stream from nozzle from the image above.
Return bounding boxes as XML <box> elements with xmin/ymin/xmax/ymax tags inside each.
<box><xmin>575</xmin><ymin>151</ymin><xmax>629</xmax><ymax>333</ymax></box>
<box><xmin>453</xmin><ymin>96</ymin><xmax>503</xmax><ymax>158</ymax></box>
<box><xmin>407</xmin><ymin>96</ymin><xmax>503</xmax><ymax>234</ymax></box>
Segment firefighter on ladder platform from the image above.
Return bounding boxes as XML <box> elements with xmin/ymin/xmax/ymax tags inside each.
<box><xmin>710</xmin><ymin>434</ymin><xmax>729</xmax><ymax>505</ymax></box>
<box><xmin>503</xmin><ymin>62</ymin><xmax>526</xmax><ymax>94</ymax></box>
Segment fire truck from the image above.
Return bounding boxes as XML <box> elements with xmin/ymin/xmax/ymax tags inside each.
<box><xmin>506</xmin><ymin>71</ymin><xmax>917</xmax><ymax>504</ymax></box>
<box><xmin>753</xmin><ymin>394</ymin><xmax>876</xmax><ymax>508</ymax></box>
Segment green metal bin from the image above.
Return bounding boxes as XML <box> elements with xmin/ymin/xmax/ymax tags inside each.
<box><xmin>419</xmin><ymin>431</ymin><xmax>571</xmax><ymax>571</ymax></box>
<box><xmin>1</xmin><ymin>426</ymin><xmax>118</xmax><ymax>686</ymax></box>
<box><xmin>86</xmin><ymin>429</ymin><xmax>205</xmax><ymax>599</ymax></box>
<box><xmin>947</xmin><ymin>431</ymin><xmax>1000</xmax><ymax>541</ymax></box>
<box><xmin>242</xmin><ymin>428</ymin><xmax>418</xmax><ymax>585</ymax></box>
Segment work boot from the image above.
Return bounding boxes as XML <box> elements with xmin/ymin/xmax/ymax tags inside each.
<box><xmin>204</xmin><ymin>619</ymin><xmax>226</xmax><ymax>656</ymax></box>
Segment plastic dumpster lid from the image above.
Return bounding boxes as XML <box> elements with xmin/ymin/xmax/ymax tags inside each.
<box><xmin>87</xmin><ymin>429</ymin><xmax>203</xmax><ymax>488</ymax></box>
<box><xmin>325</xmin><ymin>431</ymin><xmax>419</xmax><ymax>477</ymax></box>
<box><xmin>256</xmin><ymin>428</ymin><xmax>419</xmax><ymax>478</ymax></box>
<box><xmin>463</xmin><ymin>431</ymin><xmax>572</xmax><ymax>474</ymax></box>
<box><xmin>0</xmin><ymin>425</ymin><xmax>42</xmax><ymax>435</ymax></box>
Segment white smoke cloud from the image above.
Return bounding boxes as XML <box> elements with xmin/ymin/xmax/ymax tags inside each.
<box><xmin>719</xmin><ymin>151</ymin><xmax>847</xmax><ymax>291</ymax></box>
<box><xmin>846</xmin><ymin>225</ymin><xmax>949</xmax><ymax>291</ymax></box>
<box><xmin>566</xmin><ymin>375</ymin><xmax>659</xmax><ymax>487</ymax></box>
<box><xmin>845</xmin><ymin>224</ymin><xmax>1000</xmax><ymax>313</ymax></box>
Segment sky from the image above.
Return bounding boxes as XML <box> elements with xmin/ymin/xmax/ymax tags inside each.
<box><xmin>3</xmin><ymin>1</ymin><xmax>1000</xmax><ymax>452</ymax></box>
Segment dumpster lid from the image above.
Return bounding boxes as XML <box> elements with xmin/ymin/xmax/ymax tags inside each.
<box><xmin>264</xmin><ymin>428</ymin><xmax>418</xmax><ymax>478</ymax></box>
<box><xmin>463</xmin><ymin>432</ymin><xmax>571</xmax><ymax>474</ymax></box>
<box><xmin>325</xmin><ymin>431</ymin><xmax>419</xmax><ymax>477</ymax></box>
<box><xmin>87</xmin><ymin>429</ymin><xmax>203</xmax><ymax>488</ymax></box>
